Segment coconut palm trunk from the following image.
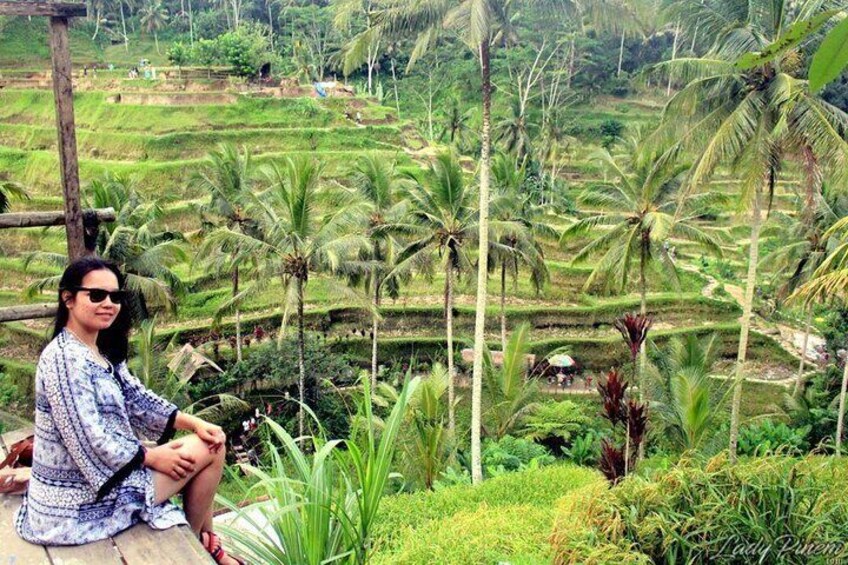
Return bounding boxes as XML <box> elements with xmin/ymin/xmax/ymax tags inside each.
<box><xmin>267</xmin><ymin>0</ymin><xmax>274</xmax><ymax>50</ymax></box>
<box><xmin>837</xmin><ymin>356</ymin><xmax>848</xmax><ymax>456</ymax></box>
<box><xmin>500</xmin><ymin>262</ymin><xmax>507</xmax><ymax>351</ymax></box>
<box><xmin>233</xmin><ymin>267</ymin><xmax>242</xmax><ymax>362</ymax></box>
<box><xmin>119</xmin><ymin>1</ymin><xmax>129</xmax><ymax>51</ymax></box>
<box><xmin>617</xmin><ymin>32</ymin><xmax>625</xmax><ymax>77</ymax></box>
<box><xmin>371</xmin><ymin>278</ymin><xmax>380</xmax><ymax>394</ymax></box>
<box><xmin>638</xmin><ymin>236</ymin><xmax>648</xmax><ymax>461</ymax></box>
<box><xmin>188</xmin><ymin>0</ymin><xmax>194</xmax><ymax>45</ymax></box>
<box><xmin>729</xmin><ymin>184</ymin><xmax>763</xmax><ymax>462</ymax></box>
<box><xmin>794</xmin><ymin>307</ymin><xmax>813</xmax><ymax>396</ymax></box>
<box><xmin>296</xmin><ymin>276</ymin><xmax>306</xmax><ymax>438</ymax></box>
<box><xmin>667</xmin><ymin>21</ymin><xmax>680</xmax><ymax>96</ymax></box>
<box><xmin>445</xmin><ymin>262</ymin><xmax>455</xmax><ymax>434</ymax></box>
<box><xmin>471</xmin><ymin>39</ymin><xmax>493</xmax><ymax>485</ymax></box>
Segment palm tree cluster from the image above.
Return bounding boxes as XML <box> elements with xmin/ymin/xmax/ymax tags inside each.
<box><xmin>193</xmin><ymin>145</ymin><xmax>549</xmax><ymax>442</ymax></box>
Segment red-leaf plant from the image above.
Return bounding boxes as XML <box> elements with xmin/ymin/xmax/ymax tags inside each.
<box><xmin>596</xmin><ymin>369</ymin><xmax>648</xmax><ymax>483</ymax></box>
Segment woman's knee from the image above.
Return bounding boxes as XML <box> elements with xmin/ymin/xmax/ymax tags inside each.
<box><xmin>175</xmin><ymin>434</ymin><xmax>225</xmax><ymax>468</ymax></box>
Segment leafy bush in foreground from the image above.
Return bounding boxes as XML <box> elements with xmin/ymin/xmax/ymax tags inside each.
<box><xmin>373</xmin><ymin>464</ymin><xmax>602</xmax><ymax>559</ymax></box>
<box><xmin>551</xmin><ymin>455</ymin><xmax>848</xmax><ymax>564</ymax></box>
<box><xmin>373</xmin><ymin>504</ymin><xmax>554</xmax><ymax>565</ymax></box>
<box><xmin>482</xmin><ymin>435</ymin><xmax>554</xmax><ymax>473</ymax></box>
<box><xmin>737</xmin><ymin>420</ymin><xmax>810</xmax><ymax>456</ymax></box>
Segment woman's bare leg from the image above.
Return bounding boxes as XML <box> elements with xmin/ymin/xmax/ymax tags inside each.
<box><xmin>152</xmin><ymin>434</ymin><xmax>226</xmax><ymax>532</ymax></box>
<box><xmin>150</xmin><ymin>435</ymin><xmax>238</xmax><ymax>564</ymax></box>
<box><xmin>182</xmin><ymin>450</ymin><xmax>225</xmax><ymax>532</ymax></box>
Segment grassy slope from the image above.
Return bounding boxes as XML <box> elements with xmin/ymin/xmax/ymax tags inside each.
<box><xmin>0</xmin><ymin>18</ymin><xmax>169</xmax><ymax>68</ymax></box>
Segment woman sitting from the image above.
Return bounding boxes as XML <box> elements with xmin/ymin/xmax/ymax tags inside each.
<box><xmin>14</xmin><ymin>257</ymin><xmax>242</xmax><ymax>565</ymax></box>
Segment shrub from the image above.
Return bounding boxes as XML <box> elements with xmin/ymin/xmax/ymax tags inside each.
<box><xmin>219</xmin><ymin>378</ymin><xmax>418</xmax><ymax>565</ymax></box>
<box><xmin>550</xmin><ymin>455</ymin><xmax>848</xmax><ymax>564</ymax></box>
<box><xmin>482</xmin><ymin>435</ymin><xmax>554</xmax><ymax>474</ymax></box>
<box><xmin>373</xmin><ymin>504</ymin><xmax>555</xmax><ymax>565</ymax></box>
<box><xmin>193</xmin><ymin>336</ymin><xmax>356</xmax><ymax>398</ymax></box>
<box><xmin>520</xmin><ymin>400</ymin><xmax>595</xmax><ymax>453</ymax></box>
<box><xmin>374</xmin><ymin>464</ymin><xmax>602</xmax><ymax>555</ymax></box>
<box><xmin>561</xmin><ymin>431</ymin><xmax>602</xmax><ymax>466</ymax></box>
<box><xmin>737</xmin><ymin>420</ymin><xmax>810</xmax><ymax>456</ymax></box>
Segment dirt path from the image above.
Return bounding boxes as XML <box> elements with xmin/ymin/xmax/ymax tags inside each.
<box><xmin>681</xmin><ymin>264</ymin><xmax>824</xmax><ymax>380</ymax></box>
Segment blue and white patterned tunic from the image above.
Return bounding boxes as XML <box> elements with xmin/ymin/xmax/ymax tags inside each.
<box><xmin>15</xmin><ymin>329</ymin><xmax>188</xmax><ymax>545</ymax></box>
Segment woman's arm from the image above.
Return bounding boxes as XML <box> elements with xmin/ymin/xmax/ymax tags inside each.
<box><xmin>142</xmin><ymin>414</ymin><xmax>225</xmax><ymax>480</ymax></box>
<box><xmin>175</xmin><ymin>412</ymin><xmax>226</xmax><ymax>452</ymax></box>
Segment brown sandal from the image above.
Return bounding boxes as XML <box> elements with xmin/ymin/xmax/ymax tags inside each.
<box><xmin>200</xmin><ymin>530</ymin><xmax>246</xmax><ymax>565</ymax></box>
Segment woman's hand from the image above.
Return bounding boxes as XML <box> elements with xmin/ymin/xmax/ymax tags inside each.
<box><xmin>194</xmin><ymin>420</ymin><xmax>226</xmax><ymax>453</ymax></box>
<box><xmin>144</xmin><ymin>442</ymin><xmax>197</xmax><ymax>480</ymax></box>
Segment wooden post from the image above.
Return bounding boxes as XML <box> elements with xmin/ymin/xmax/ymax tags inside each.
<box><xmin>0</xmin><ymin>3</ymin><xmax>91</xmax><ymax>260</ymax></box>
<box><xmin>49</xmin><ymin>16</ymin><xmax>86</xmax><ymax>260</ymax></box>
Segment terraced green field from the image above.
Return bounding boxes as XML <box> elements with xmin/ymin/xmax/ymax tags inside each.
<box><xmin>0</xmin><ymin>80</ymin><xmax>806</xmax><ymax>403</ymax></box>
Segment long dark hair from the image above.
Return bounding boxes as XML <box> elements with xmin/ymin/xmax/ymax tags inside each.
<box><xmin>53</xmin><ymin>257</ymin><xmax>132</xmax><ymax>365</ymax></box>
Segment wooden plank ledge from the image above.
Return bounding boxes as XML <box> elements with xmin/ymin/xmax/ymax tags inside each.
<box><xmin>1</xmin><ymin>428</ymin><xmax>213</xmax><ymax>564</ymax></box>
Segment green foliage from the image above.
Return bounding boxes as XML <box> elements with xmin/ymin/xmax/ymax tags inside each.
<box><xmin>166</xmin><ymin>41</ymin><xmax>190</xmax><ymax>69</ymax></box>
<box><xmin>373</xmin><ymin>504</ymin><xmax>554</xmax><ymax>565</ymax></box>
<box><xmin>561</xmin><ymin>431</ymin><xmax>603</xmax><ymax>466</ymax></box>
<box><xmin>552</xmin><ymin>455</ymin><xmax>848</xmax><ymax>564</ymax></box>
<box><xmin>219</xmin><ymin>377</ymin><xmax>418</xmax><ymax>565</ymax></box>
<box><xmin>598</xmin><ymin>118</ymin><xmax>625</xmax><ymax>149</ymax></box>
<box><xmin>647</xmin><ymin>334</ymin><xmax>727</xmax><ymax>454</ymax></box>
<box><xmin>373</xmin><ymin>464</ymin><xmax>603</xmax><ymax>560</ymax></box>
<box><xmin>482</xmin><ymin>435</ymin><xmax>554</xmax><ymax>474</ymax></box>
<box><xmin>0</xmin><ymin>372</ymin><xmax>18</xmax><ymax>406</ymax></box>
<box><xmin>810</xmin><ymin>17</ymin><xmax>848</xmax><ymax>93</ymax></box>
<box><xmin>482</xmin><ymin>323</ymin><xmax>539</xmax><ymax>439</ymax></box>
<box><xmin>192</xmin><ymin>38</ymin><xmax>221</xmax><ymax>70</ymax></box>
<box><xmin>197</xmin><ymin>336</ymin><xmax>357</xmax><ymax>399</ymax></box>
<box><xmin>216</xmin><ymin>27</ymin><xmax>269</xmax><ymax>77</ymax></box>
<box><xmin>737</xmin><ymin>420</ymin><xmax>811</xmax><ymax>456</ymax></box>
<box><xmin>519</xmin><ymin>399</ymin><xmax>594</xmax><ymax>453</ymax></box>
<box><xmin>735</xmin><ymin>10</ymin><xmax>840</xmax><ymax>71</ymax></box>
<box><xmin>404</xmin><ymin>363</ymin><xmax>452</xmax><ymax>489</ymax></box>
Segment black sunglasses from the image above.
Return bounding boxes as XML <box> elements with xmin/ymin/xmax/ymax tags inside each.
<box><xmin>72</xmin><ymin>287</ymin><xmax>127</xmax><ymax>304</ymax></box>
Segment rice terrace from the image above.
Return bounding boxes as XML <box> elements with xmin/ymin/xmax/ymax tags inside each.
<box><xmin>1</xmin><ymin>1</ymin><xmax>848</xmax><ymax>563</ymax></box>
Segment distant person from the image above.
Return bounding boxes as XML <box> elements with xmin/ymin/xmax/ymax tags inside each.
<box><xmin>13</xmin><ymin>258</ymin><xmax>244</xmax><ymax>564</ymax></box>
<box><xmin>82</xmin><ymin>65</ymin><xmax>88</xmax><ymax>77</ymax></box>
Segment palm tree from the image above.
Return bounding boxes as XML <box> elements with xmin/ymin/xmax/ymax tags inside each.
<box><xmin>792</xmin><ymin>217</ymin><xmax>848</xmax><ymax>456</ymax></box>
<box><xmin>481</xmin><ymin>322</ymin><xmax>538</xmax><ymax>440</ymax></box>
<box><xmin>406</xmin><ymin>363</ymin><xmax>451</xmax><ymax>489</ymax></box>
<box><xmin>25</xmin><ymin>173</ymin><xmax>186</xmax><ymax>317</ymax></box>
<box><xmin>652</xmin><ymin>0</ymin><xmax>848</xmax><ymax>462</ymax></box>
<box><xmin>561</xmin><ymin>140</ymin><xmax>721</xmax><ymax>428</ymax></box>
<box><xmin>494</xmin><ymin>99</ymin><xmax>535</xmax><ymax>163</ymax></box>
<box><xmin>347</xmin><ymin>154</ymin><xmax>409</xmax><ymax>390</ymax></box>
<box><xmin>373</xmin><ymin>0</ymin><xmax>532</xmax><ymax>486</ymax></box>
<box><xmin>561</xmin><ymin>141</ymin><xmax>722</xmax><ymax>317</ymax></box>
<box><xmin>334</xmin><ymin>0</ymin><xmax>383</xmax><ymax>96</ymax></box>
<box><xmin>194</xmin><ymin>144</ymin><xmax>258</xmax><ymax>363</ymax></box>
<box><xmin>395</xmin><ymin>152</ymin><xmax>476</xmax><ymax>437</ymax></box>
<box><xmin>202</xmin><ymin>156</ymin><xmax>367</xmax><ymax>436</ymax></box>
<box><xmin>645</xmin><ymin>334</ymin><xmax>727</xmax><ymax>453</ymax></box>
<box><xmin>0</xmin><ymin>179</ymin><xmax>27</xmax><ymax>213</ymax></box>
<box><xmin>489</xmin><ymin>153</ymin><xmax>553</xmax><ymax>350</ymax></box>
<box><xmin>439</xmin><ymin>97</ymin><xmax>476</xmax><ymax>151</ymax></box>
<box><xmin>139</xmin><ymin>0</ymin><xmax>169</xmax><ymax>55</ymax></box>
